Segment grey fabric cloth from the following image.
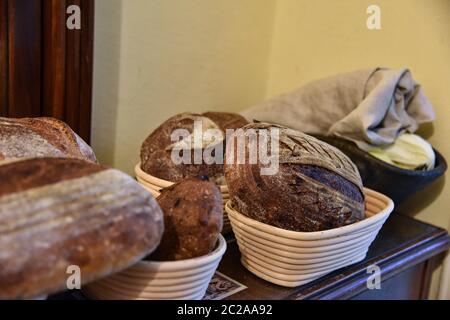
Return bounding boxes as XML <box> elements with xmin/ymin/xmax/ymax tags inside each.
<box><xmin>242</xmin><ymin>68</ymin><xmax>436</xmax><ymax>150</ymax></box>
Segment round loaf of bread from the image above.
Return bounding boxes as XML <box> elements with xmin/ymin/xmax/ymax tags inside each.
<box><xmin>201</xmin><ymin>112</ymin><xmax>249</xmax><ymax>134</ymax></box>
<box><xmin>0</xmin><ymin>117</ymin><xmax>97</xmax><ymax>162</ymax></box>
<box><xmin>140</xmin><ymin>112</ymin><xmax>248</xmax><ymax>184</ymax></box>
<box><xmin>224</xmin><ymin>123</ymin><xmax>365</xmax><ymax>232</ymax></box>
<box><xmin>0</xmin><ymin>158</ymin><xmax>164</xmax><ymax>299</ymax></box>
<box><xmin>149</xmin><ymin>178</ymin><xmax>223</xmax><ymax>261</ymax></box>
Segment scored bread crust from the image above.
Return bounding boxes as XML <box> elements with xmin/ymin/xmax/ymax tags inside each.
<box><xmin>0</xmin><ymin>117</ymin><xmax>97</xmax><ymax>162</ymax></box>
<box><xmin>140</xmin><ymin>113</ymin><xmax>223</xmax><ymax>182</ymax></box>
<box><xmin>140</xmin><ymin>112</ymin><xmax>248</xmax><ymax>184</ymax></box>
<box><xmin>224</xmin><ymin>123</ymin><xmax>365</xmax><ymax>232</ymax></box>
<box><xmin>202</xmin><ymin>112</ymin><xmax>249</xmax><ymax>134</ymax></box>
<box><xmin>0</xmin><ymin>158</ymin><xmax>164</xmax><ymax>299</ymax></box>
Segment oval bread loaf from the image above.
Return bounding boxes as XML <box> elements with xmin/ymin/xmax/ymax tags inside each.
<box><xmin>0</xmin><ymin>117</ymin><xmax>97</xmax><ymax>162</ymax></box>
<box><xmin>0</xmin><ymin>158</ymin><xmax>164</xmax><ymax>299</ymax></box>
<box><xmin>224</xmin><ymin>123</ymin><xmax>365</xmax><ymax>232</ymax></box>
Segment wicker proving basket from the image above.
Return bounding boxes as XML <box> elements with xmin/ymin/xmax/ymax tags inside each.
<box><xmin>84</xmin><ymin>235</ymin><xmax>227</xmax><ymax>300</ymax></box>
<box><xmin>226</xmin><ymin>188</ymin><xmax>394</xmax><ymax>287</ymax></box>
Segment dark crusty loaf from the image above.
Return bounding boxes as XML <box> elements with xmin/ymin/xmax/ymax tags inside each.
<box><xmin>0</xmin><ymin>158</ymin><xmax>164</xmax><ymax>299</ymax></box>
<box><xmin>0</xmin><ymin>117</ymin><xmax>97</xmax><ymax>162</ymax></box>
<box><xmin>140</xmin><ymin>112</ymin><xmax>248</xmax><ymax>184</ymax></box>
<box><xmin>224</xmin><ymin>123</ymin><xmax>365</xmax><ymax>232</ymax></box>
<box><xmin>149</xmin><ymin>178</ymin><xmax>223</xmax><ymax>261</ymax></box>
<box><xmin>201</xmin><ymin>112</ymin><xmax>249</xmax><ymax>133</ymax></box>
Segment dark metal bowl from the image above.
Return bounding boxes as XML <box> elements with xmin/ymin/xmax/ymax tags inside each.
<box><xmin>312</xmin><ymin>134</ymin><xmax>447</xmax><ymax>205</ymax></box>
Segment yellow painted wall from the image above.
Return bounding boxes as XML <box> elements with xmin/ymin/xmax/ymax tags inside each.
<box><xmin>265</xmin><ymin>0</ymin><xmax>450</xmax><ymax>299</ymax></box>
<box><xmin>92</xmin><ymin>0</ymin><xmax>276</xmax><ymax>174</ymax></box>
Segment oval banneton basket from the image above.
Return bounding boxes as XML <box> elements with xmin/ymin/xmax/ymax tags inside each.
<box><xmin>226</xmin><ymin>188</ymin><xmax>394</xmax><ymax>288</ymax></box>
<box><xmin>84</xmin><ymin>234</ymin><xmax>227</xmax><ymax>300</ymax></box>
<box><xmin>135</xmin><ymin>163</ymin><xmax>232</xmax><ymax>234</ymax></box>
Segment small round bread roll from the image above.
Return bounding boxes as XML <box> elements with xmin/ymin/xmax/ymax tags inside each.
<box><xmin>225</xmin><ymin>123</ymin><xmax>365</xmax><ymax>232</ymax></box>
<box><xmin>149</xmin><ymin>178</ymin><xmax>223</xmax><ymax>261</ymax></box>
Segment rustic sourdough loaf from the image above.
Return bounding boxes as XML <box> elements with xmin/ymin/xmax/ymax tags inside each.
<box><xmin>201</xmin><ymin>112</ymin><xmax>248</xmax><ymax>134</ymax></box>
<box><xmin>140</xmin><ymin>112</ymin><xmax>248</xmax><ymax>184</ymax></box>
<box><xmin>224</xmin><ymin>123</ymin><xmax>365</xmax><ymax>232</ymax></box>
<box><xmin>149</xmin><ymin>178</ymin><xmax>223</xmax><ymax>261</ymax></box>
<box><xmin>0</xmin><ymin>117</ymin><xmax>97</xmax><ymax>162</ymax></box>
<box><xmin>0</xmin><ymin>158</ymin><xmax>164</xmax><ymax>299</ymax></box>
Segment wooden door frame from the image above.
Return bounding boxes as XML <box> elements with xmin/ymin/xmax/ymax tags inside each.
<box><xmin>0</xmin><ymin>0</ymin><xmax>8</xmax><ymax>117</ymax></box>
<box><xmin>0</xmin><ymin>0</ymin><xmax>94</xmax><ymax>143</ymax></box>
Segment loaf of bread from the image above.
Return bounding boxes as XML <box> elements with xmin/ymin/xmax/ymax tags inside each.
<box><xmin>140</xmin><ymin>112</ymin><xmax>248</xmax><ymax>184</ymax></box>
<box><xmin>201</xmin><ymin>112</ymin><xmax>249</xmax><ymax>134</ymax></box>
<box><xmin>224</xmin><ymin>123</ymin><xmax>365</xmax><ymax>232</ymax></box>
<box><xmin>149</xmin><ymin>178</ymin><xmax>223</xmax><ymax>261</ymax></box>
<box><xmin>0</xmin><ymin>158</ymin><xmax>164</xmax><ymax>299</ymax></box>
<box><xmin>0</xmin><ymin>117</ymin><xmax>97</xmax><ymax>162</ymax></box>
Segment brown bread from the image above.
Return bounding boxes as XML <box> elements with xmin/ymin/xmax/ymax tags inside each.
<box><xmin>224</xmin><ymin>123</ymin><xmax>365</xmax><ymax>232</ymax></box>
<box><xmin>0</xmin><ymin>158</ymin><xmax>164</xmax><ymax>299</ymax></box>
<box><xmin>202</xmin><ymin>112</ymin><xmax>249</xmax><ymax>133</ymax></box>
<box><xmin>149</xmin><ymin>178</ymin><xmax>223</xmax><ymax>261</ymax></box>
<box><xmin>140</xmin><ymin>112</ymin><xmax>248</xmax><ymax>184</ymax></box>
<box><xmin>0</xmin><ymin>117</ymin><xmax>97</xmax><ymax>162</ymax></box>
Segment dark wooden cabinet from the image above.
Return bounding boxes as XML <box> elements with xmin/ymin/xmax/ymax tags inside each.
<box><xmin>0</xmin><ymin>0</ymin><xmax>94</xmax><ymax>142</ymax></box>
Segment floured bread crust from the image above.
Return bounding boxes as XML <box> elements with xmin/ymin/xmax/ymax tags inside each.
<box><xmin>0</xmin><ymin>158</ymin><xmax>164</xmax><ymax>299</ymax></box>
<box><xmin>0</xmin><ymin>117</ymin><xmax>97</xmax><ymax>162</ymax></box>
<box><xmin>202</xmin><ymin>112</ymin><xmax>249</xmax><ymax>134</ymax></box>
<box><xmin>225</xmin><ymin>123</ymin><xmax>365</xmax><ymax>232</ymax></box>
<box><xmin>140</xmin><ymin>112</ymin><xmax>248</xmax><ymax>184</ymax></box>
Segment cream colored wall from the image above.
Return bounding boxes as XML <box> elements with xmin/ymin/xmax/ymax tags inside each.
<box><xmin>92</xmin><ymin>0</ymin><xmax>450</xmax><ymax>298</ymax></box>
<box><xmin>265</xmin><ymin>0</ymin><xmax>450</xmax><ymax>298</ymax></box>
<box><xmin>92</xmin><ymin>0</ymin><xmax>276</xmax><ymax>174</ymax></box>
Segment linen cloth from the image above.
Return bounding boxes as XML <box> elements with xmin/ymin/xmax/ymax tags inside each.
<box><xmin>242</xmin><ymin>68</ymin><xmax>435</xmax><ymax>150</ymax></box>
